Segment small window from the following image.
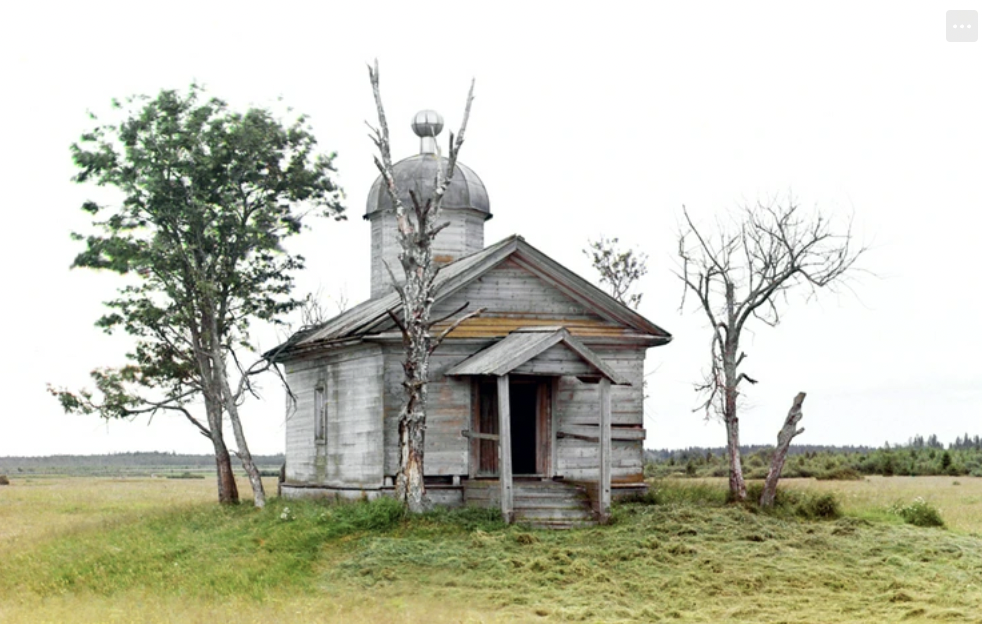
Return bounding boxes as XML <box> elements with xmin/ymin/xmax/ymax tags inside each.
<box><xmin>314</xmin><ymin>383</ymin><xmax>327</xmax><ymax>443</ymax></box>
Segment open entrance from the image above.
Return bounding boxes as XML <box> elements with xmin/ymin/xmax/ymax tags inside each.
<box><xmin>472</xmin><ymin>377</ymin><xmax>551</xmax><ymax>478</ymax></box>
<box><xmin>510</xmin><ymin>382</ymin><xmax>539</xmax><ymax>475</ymax></box>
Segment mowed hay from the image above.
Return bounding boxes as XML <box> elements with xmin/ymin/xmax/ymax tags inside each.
<box><xmin>771</xmin><ymin>475</ymin><xmax>982</xmax><ymax>533</ymax></box>
<box><xmin>1</xmin><ymin>477</ymin><xmax>982</xmax><ymax>623</ymax></box>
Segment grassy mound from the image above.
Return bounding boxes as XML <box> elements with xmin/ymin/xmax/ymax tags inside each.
<box><xmin>2</xmin><ymin>478</ymin><xmax>981</xmax><ymax>623</ymax></box>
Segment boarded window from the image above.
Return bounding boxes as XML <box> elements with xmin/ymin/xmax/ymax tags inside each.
<box><xmin>314</xmin><ymin>383</ymin><xmax>327</xmax><ymax>443</ymax></box>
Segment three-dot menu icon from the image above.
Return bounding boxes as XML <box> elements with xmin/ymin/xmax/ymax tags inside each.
<box><xmin>947</xmin><ymin>10</ymin><xmax>978</xmax><ymax>42</ymax></box>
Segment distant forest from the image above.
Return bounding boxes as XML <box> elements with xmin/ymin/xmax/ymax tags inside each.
<box><xmin>646</xmin><ymin>434</ymin><xmax>982</xmax><ymax>479</ymax></box>
<box><xmin>0</xmin><ymin>452</ymin><xmax>285</xmax><ymax>477</ymax></box>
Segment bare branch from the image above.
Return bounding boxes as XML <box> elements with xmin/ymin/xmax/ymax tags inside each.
<box><xmin>676</xmin><ymin>196</ymin><xmax>869</xmax><ymax>502</ymax></box>
<box><xmin>430</xmin><ymin>307</ymin><xmax>486</xmax><ymax>354</ymax></box>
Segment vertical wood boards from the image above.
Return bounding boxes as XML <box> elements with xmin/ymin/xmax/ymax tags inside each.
<box><xmin>554</xmin><ymin>347</ymin><xmax>647</xmax><ymax>482</ymax></box>
<box><xmin>536</xmin><ymin>380</ymin><xmax>552</xmax><ymax>476</ymax></box>
<box><xmin>382</xmin><ymin>343</ymin><xmax>479</xmax><ymax>477</ymax></box>
<box><xmin>497</xmin><ymin>374</ymin><xmax>514</xmax><ymax>523</ymax></box>
<box><xmin>370</xmin><ymin>210</ymin><xmax>485</xmax><ymax>299</ymax></box>
<box><xmin>283</xmin><ymin>345</ymin><xmax>384</xmax><ymax>487</ymax></box>
<box><xmin>598</xmin><ymin>377</ymin><xmax>612</xmax><ymax>523</ymax></box>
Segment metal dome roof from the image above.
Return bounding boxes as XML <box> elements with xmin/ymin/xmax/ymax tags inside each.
<box><xmin>364</xmin><ymin>154</ymin><xmax>491</xmax><ymax>219</ymax></box>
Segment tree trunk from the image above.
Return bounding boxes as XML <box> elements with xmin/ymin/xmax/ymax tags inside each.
<box><xmin>202</xmin><ymin>392</ymin><xmax>238</xmax><ymax>504</ymax></box>
<box><xmin>760</xmin><ymin>392</ymin><xmax>806</xmax><ymax>508</ymax></box>
<box><xmin>724</xmin><ymin>411</ymin><xmax>746</xmax><ymax>501</ymax></box>
<box><xmin>213</xmin><ymin>443</ymin><xmax>239</xmax><ymax>504</ymax></box>
<box><xmin>396</xmin><ymin>415</ymin><xmax>426</xmax><ymax>513</ymax></box>
<box><xmin>214</xmin><ymin>347</ymin><xmax>266</xmax><ymax>509</ymax></box>
<box><xmin>226</xmin><ymin>403</ymin><xmax>266</xmax><ymax>509</ymax></box>
<box><xmin>394</xmin><ymin>315</ymin><xmax>429</xmax><ymax>514</ymax></box>
<box><xmin>723</xmin><ymin>333</ymin><xmax>746</xmax><ymax>502</ymax></box>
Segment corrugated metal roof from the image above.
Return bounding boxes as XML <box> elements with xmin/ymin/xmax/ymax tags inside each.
<box><xmin>266</xmin><ymin>234</ymin><xmax>672</xmax><ymax>361</ymax></box>
<box><xmin>446</xmin><ymin>327</ymin><xmax>629</xmax><ymax>384</ymax></box>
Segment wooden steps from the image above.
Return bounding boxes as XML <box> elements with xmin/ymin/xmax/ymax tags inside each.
<box><xmin>464</xmin><ymin>479</ymin><xmax>596</xmax><ymax>529</ymax></box>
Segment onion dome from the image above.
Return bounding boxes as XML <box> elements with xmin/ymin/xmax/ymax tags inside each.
<box><xmin>365</xmin><ymin>110</ymin><xmax>491</xmax><ymax>220</ymax></box>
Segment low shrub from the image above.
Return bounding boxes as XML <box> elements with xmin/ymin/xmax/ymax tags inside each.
<box><xmin>0</xmin><ymin>474</ymin><xmax>9</xmax><ymax>485</ymax></box>
<box><xmin>743</xmin><ymin>483</ymin><xmax>842</xmax><ymax>520</ymax></box>
<box><xmin>166</xmin><ymin>472</ymin><xmax>205</xmax><ymax>479</ymax></box>
<box><xmin>816</xmin><ymin>467</ymin><xmax>864</xmax><ymax>481</ymax></box>
<box><xmin>798</xmin><ymin>493</ymin><xmax>842</xmax><ymax>520</ymax></box>
<box><xmin>651</xmin><ymin>480</ymin><xmax>730</xmax><ymax>507</ymax></box>
<box><xmin>890</xmin><ymin>497</ymin><xmax>945</xmax><ymax>528</ymax></box>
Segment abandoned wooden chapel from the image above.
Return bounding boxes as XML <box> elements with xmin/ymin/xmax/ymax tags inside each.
<box><xmin>269</xmin><ymin>111</ymin><xmax>672</xmax><ymax>526</ymax></box>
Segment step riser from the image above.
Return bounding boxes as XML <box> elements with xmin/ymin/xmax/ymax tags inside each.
<box><xmin>464</xmin><ymin>481</ymin><xmax>597</xmax><ymax>527</ymax></box>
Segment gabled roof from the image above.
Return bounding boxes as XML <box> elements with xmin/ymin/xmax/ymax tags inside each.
<box><xmin>267</xmin><ymin>234</ymin><xmax>671</xmax><ymax>360</ymax></box>
<box><xmin>446</xmin><ymin>327</ymin><xmax>629</xmax><ymax>384</ymax></box>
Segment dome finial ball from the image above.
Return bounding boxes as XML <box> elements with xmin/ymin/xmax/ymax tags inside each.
<box><xmin>412</xmin><ymin>110</ymin><xmax>444</xmax><ymax>138</ymax></box>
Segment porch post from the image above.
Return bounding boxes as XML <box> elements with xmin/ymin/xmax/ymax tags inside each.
<box><xmin>497</xmin><ymin>374</ymin><xmax>514</xmax><ymax>523</ymax></box>
<box><xmin>598</xmin><ymin>377</ymin><xmax>612</xmax><ymax>523</ymax></box>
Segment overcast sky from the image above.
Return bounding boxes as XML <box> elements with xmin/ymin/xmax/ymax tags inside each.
<box><xmin>1</xmin><ymin>2</ymin><xmax>979</xmax><ymax>457</ymax></box>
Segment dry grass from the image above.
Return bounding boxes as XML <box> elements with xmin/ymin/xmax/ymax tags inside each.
<box><xmin>0</xmin><ymin>476</ymin><xmax>225</xmax><ymax>552</ymax></box>
<box><xmin>1</xmin><ymin>476</ymin><xmax>981</xmax><ymax>623</ymax></box>
<box><xmin>778</xmin><ymin>476</ymin><xmax>982</xmax><ymax>533</ymax></box>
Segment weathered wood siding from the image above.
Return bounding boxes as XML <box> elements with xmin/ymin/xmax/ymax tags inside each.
<box><xmin>284</xmin><ymin>345</ymin><xmax>385</xmax><ymax>487</ymax></box>
<box><xmin>370</xmin><ymin>209</ymin><xmax>485</xmax><ymax>298</ymax></box>
<box><xmin>513</xmin><ymin>344</ymin><xmax>597</xmax><ymax>376</ymax></box>
<box><xmin>382</xmin><ymin>342</ymin><xmax>480</xmax><ymax>477</ymax></box>
<box><xmin>554</xmin><ymin>347</ymin><xmax>646</xmax><ymax>482</ymax></box>
<box><xmin>433</xmin><ymin>258</ymin><xmax>610</xmax><ymax>321</ymax></box>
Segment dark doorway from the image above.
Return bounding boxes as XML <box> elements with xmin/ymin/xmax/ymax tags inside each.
<box><xmin>510</xmin><ymin>382</ymin><xmax>539</xmax><ymax>475</ymax></box>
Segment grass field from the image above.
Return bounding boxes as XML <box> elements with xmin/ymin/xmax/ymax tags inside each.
<box><xmin>1</xmin><ymin>475</ymin><xmax>981</xmax><ymax>623</ymax></box>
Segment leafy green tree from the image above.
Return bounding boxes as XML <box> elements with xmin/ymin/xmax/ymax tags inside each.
<box><xmin>49</xmin><ymin>86</ymin><xmax>344</xmax><ymax>506</ymax></box>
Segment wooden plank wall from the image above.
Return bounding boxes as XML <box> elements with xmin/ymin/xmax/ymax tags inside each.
<box><xmin>432</xmin><ymin>258</ymin><xmax>609</xmax><ymax>321</ymax></box>
<box><xmin>513</xmin><ymin>344</ymin><xmax>597</xmax><ymax>376</ymax></box>
<box><xmin>375</xmin><ymin>258</ymin><xmax>650</xmax><ymax>483</ymax></box>
<box><xmin>554</xmin><ymin>347</ymin><xmax>646</xmax><ymax>482</ymax></box>
<box><xmin>382</xmin><ymin>342</ymin><xmax>481</xmax><ymax>477</ymax></box>
<box><xmin>284</xmin><ymin>356</ymin><xmax>321</xmax><ymax>483</ymax></box>
<box><xmin>371</xmin><ymin>210</ymin><xmax>485</xmax><ymax>298</ymax></box>
<box><xmin>284</xmin><ymin>345</ymin><xmax>385</xmax><ymax>487</ymax></box>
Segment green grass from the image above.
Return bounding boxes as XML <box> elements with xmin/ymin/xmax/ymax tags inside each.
<box><xmin>2</xmin><ymin>477</ymin><xmax>982</xmax><ymax>622</ymax></box>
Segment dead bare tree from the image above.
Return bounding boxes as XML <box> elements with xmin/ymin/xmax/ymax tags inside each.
<box><xmin>584</xmin><ymin>236</ymin><xmax>648</xmax><ymax>309</ymax></box>
<box><xmin>297</xmin><ymin>288</ymin><xmax>349</xmax><ymax>330</ymax></box>
<box><xmin>677</xmin><ymin>196</ymin><xmax>867</xmax><ymax>502</ymax></box>
<box><xmin>366</xmin><ymin>61</ymin><xmax>483</xmax><ymax>513</ymax></box>
<box><xmin>760</xmin><ymin>392</ymin><xmax>806</xmax><ymax>507</ymax></box>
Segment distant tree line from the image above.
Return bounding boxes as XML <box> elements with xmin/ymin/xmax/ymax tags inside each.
<box><xmin>0</xmin><ymin>452</ymin><xmax>284</xmax><ymax>477</ymax></box>
<box><xmin>646</xmin><ymin>434</ymin><xmax>982</xmax><ymax>480</ymax></box>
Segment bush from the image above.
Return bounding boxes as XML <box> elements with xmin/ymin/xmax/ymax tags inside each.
<box><xmin>0</xmin><ymin>475</ymin><xmax>9</xmax><ymax>485</ymax></box>
<box><xmin>798</xmin><ymin>493</ymin><xmax>842</xmax><ymax>520</ymax></box>
<box><xmin>743</xmin><ymin>483</ymin><xmax>842</xmax><ymax>520</ymax></box>
<box><xmin>816</xmin><ymin>467</ymin><xmax>864</xmax><ymax>481</ymax></box>
<box><xmin>166</xmin><ymin>471</ymin><xmax>205</xmax><ymax>479</ymax></box>
<box><xmin>890</xmin><ymin>498</ymin><xmax>945</xmax><ymax>528</ymax></box>
<box><xmin>635</xmin><ymin>480</ymin><xmax>729</xmax><ymax>507</ymax></box>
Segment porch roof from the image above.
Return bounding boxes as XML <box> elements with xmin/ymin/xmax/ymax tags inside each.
<box><xmin>445</xmin><ymin>326</ymin><xmax>629</xmax><ymax>385</ymax></box>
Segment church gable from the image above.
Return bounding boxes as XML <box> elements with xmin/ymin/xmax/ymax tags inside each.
<box><xmin>430</xmin><ymin>258</ymin><xmax>622</xmax><ymax>339</ymax></box>
<box><xmin>270</xmin><ymin>235</ymin><xmax>670</xmax><ymax>358</ymax></box>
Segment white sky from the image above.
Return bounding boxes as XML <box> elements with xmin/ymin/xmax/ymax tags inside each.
<box><xmin>0</xmin><ymin>1</ymin><xmax>979</xmax><ymax>457</ymax></box>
